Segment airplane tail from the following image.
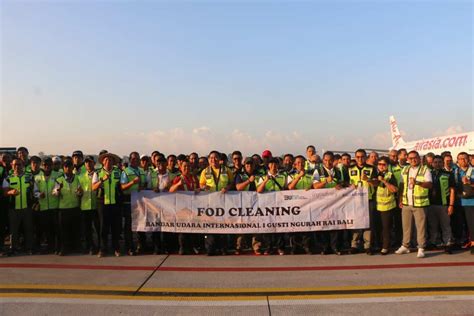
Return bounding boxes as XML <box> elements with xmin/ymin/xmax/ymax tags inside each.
<box><xmin>389</xmin><ymin>115</ymin><xmax>405</xmax><ymax>148</ymax></box>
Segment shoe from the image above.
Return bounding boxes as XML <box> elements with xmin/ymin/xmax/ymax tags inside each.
<box><xmin>179</xmin><ymin>247</ymin><xmax>185</xmax><ymax>255</ymax></box>
<box><xmin>320</xmin><ymin>249</ymin><xmax>328</xmax><ymax>255</ymax></box>
<box><xmin>444</xmin><ymin>245</ymin><xmax>453</xmax><ymax>254</ymax></box>
<box><xmin>304</xmin><ymin>248</ymin><xmax>313</xmax><ymax>255</ymax></box>
<box><xmin>348</xmin><ymin>247</ymin><xmax>358</xmax><ymax>255</ymax></box>
<box><xmin>333</xmin><ymin>249</ymin><xmax>342</xmax><ymax>256</ymax></box>
<box><xmin>278</xmin><ymin>249</ymin><xmax>285</xmax><ymax>256</ymax></box>
<box><xmin>395</xmin><ymin>245</ymin><xmax>410</xmax><ymax>254</ymax></box>
<box><xmin>381</xmin><ymin>248</ymin><xmax>389</xmax><ymax>255</ymax></box>
<box><xmin>192</xmin><ymin>247</ymin><xmax>200</xmax><ymax>255</ymax></box>
<box><xmin>365</xmin><ymin>249</ymin><xmax>373</xmax><ymax>256</ymax></box>
<box><xmin>57</xmin><ymin>251</ymin><xmax>64</xmax><ymax>256</ymax></box>
<box><xmin>417</xmin><ymin>248</ymin><xmax>425</xmax><ymax>258</ymax></box>
<box><xmin>128</xmin><ymin>249</ymin><xmax>135</xmax><ymax>256</ymax></box>
<box><xmin>234</xmin><ymin>249</ymin><xmax>240</xmax><ymax>255</ymax></box>
<box><xmin>97</xmin><ymin>251</ymin><xmax>104</xmax><ymax>258</ymax></box>
<box><xmin>114</xmin><ymin>250</ymin><xmax>121</xmax><ymax>257</ymax></box>
<box><xmin>254</xmin><ymin>250</ymin><xmax>262</xmax><ymax>256</ymax></box>
<box><xmin>263</xmin><ymin>250</ymin><xmax>270</xmax><ymax>256</ymax></box>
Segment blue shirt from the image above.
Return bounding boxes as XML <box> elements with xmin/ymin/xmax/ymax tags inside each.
<box><xmin>456</xmin><ymin>167</ymin><xmax>474</xmax><ymax>206</ymax></box>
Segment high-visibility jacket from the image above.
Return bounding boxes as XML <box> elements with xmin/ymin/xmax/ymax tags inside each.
<box><xmin>122</xmin><ymin>166</ymin><xmax>146</xmax><ymax>195</ymax></box>
<box><xmin>260</xmin><ymin>172</ymin><xmax>287</xmax><ymax>192</ymax></box>
<box><xmin>5</xmin><ymin>173</ymin><xmax>34</xmax><ymax>210</ymax></box>
<box><xmin>202</xmin><ymin>166</ymin><xmax>231</xmax><ymax>192</ymax></box>
<box><xmin>97</xmin><ymin>167</ymin><xmax>121</xmax><ymax>205</ymax></box>
<box><xmin>349</xmin><ymin>165</ymin><xmax>376</xmax><ymax>200</ymax></box>
<box><xmin>376</xmin><ymin>172</ymin><xmax>397</xmax><ymax>211</ymax></box>
<box><xmin>78</xmin><ymin>172</ymin><xmax>97</xmax><ymax>211</ymax></box>
<box><xmin>431</xmin><ymin>170</ymin><xmax>451</xmax><ymax>206</ymax></box>
<box><xmin>290</xmin><ymin>171</ymin><xmax>313</xmax><ymax>190</ymax></box>
<box><xmin>402</xmin><ymin>165</ymin><xmax>430</xmax><ymax>207</ymax></box>
<box><xmin>56</xmin><ymin>174</ymin><xmax>81</xmax><ymax>209</ymax></box>
<box><xmin>35</xmin><ymin>172</ymin><xmax>59</xmax><ymax>210</ymax></box>
<box><xmin>316</xmin><ymin>166</ymin><xmax>340</xmax><ymax>189</ymax></box>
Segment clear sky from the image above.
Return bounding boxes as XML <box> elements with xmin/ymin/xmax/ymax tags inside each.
<box><xmin>1</xmin><ymin>1</ymin><xmax>472</xmax><ymax>157</ymax></box>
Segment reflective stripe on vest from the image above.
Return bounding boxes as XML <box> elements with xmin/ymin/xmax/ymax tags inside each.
<box><xmin>376</xmin><ymin>172</ymin><xmax>396</xmax><ymax>211</ymax></box>
<box><xmin>7</xmin><ymin>174</ymin><xmax>32</xmax><ymax>210</ymax></box>
<box><xmin>402</xmin><ymin>165</ymin><xmax>430</xmax><ymax>207</ymax></box>
<box><xmin>349</xmin><ymin>166</ymin><xmax>375</xmax><ymax>200</ymax></box>
<box><xmin>204</xmin><ymin>167</ymin><xmax>229</xmax><ymax>192</ymax></box>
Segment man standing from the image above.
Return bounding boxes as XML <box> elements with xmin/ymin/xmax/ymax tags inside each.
<box><xmin>3</xmin><ymin>159</ymin><xmax>36</xmax><ymax>255</ymax></box>
<box><xmin>34</xmin><ymin>158</ymin><xmax>60</xmax><ymax>253</ymax></box>
<box><xmin>200</xmin><ymin>150</ymin><xmax>234</xmax><ymax>255</ymax></box>
<box><xmin>72</xmin><ymin>150</ymin><xmax>86</xmax><ymax>176</ymax></box>
<box><xmin>454</xmin><ymin>152</ymin><xmax>474</xmax><ymax>254</ymax></box>
<box><xmin>78</xmin><ymin>156</ymin><xmax>100</xmax><ymax>255</ymax></box>
<box><xmin>349</xmin><ymin>149</ymin><xmax>379</xmax><ymax>255</ymax></box>
<box><xmin>54</xmin><ymin>160</ymin><xmax>83</xmax><ymax>256</ymax></box>
<box><xmin>304</xmin><ymin>145</ymin><xmax>318</xmax><ymax>173</ymax></box>
<box><xmin>287</xmin><ymin>155</ymin><xmax>314</xmax><ymax>254</ymax></box>
<box><xmin>427</xmin><ymin>155</ymin><xmax>455</xmax><ymax>253</ymax></box>
<box><xmin>121</xmin><ymin>152</ymin><xmax>146</xmax><ymax>256</ymax></box>
<box><xmin>396</xmin><ymin>151</ymin><xmax>432</xmax><ymax>258</ymax></box>
<box><xmin>257</xmin><ymin>158</ymin><xmax>288</xmax><ymax>255</ymax></box>
<box><xmin>312</xmin><ymin>152</ymin><xmax>344</xmax><ymax>255</ymax></box>
<box><xmin>93</xmin><ymin>153</ymin><xmax>122</xmax><ymax>257</ymax></box>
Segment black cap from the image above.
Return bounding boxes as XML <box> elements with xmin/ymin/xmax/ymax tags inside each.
<box><xmin>72</xmin><ymin>150</ymin><xmax>83</xmax><ymax>158</ymax></box>
<box><xmin>84</xmin><ymin>155</ymin><xmax>95</xmax><ymax>163</ymax></box>
<box><xmin>177</xmin><ymin>154</ymin><xmax>187</xmax><ymax>161</ymax></box>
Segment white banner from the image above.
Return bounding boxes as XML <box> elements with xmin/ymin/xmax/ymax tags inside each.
<box><xmin>131</xmin><ymin>187</ymin><xmax>369</xmax><ymax>233</ymax></box>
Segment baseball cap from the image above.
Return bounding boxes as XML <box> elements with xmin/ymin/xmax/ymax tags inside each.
<box><xmin>52</xmin><ymin>156</ymin><xmax>62</xmax><ymax>163</ymax></box>
<box><xmin>262</xmin><ymin>150</ymin><xmax>272</xmax><ymax>158</ymax></box>
<box><xmin>84</xmin><ymin>155</ymin><xmax>95</xmax><ymax>163</ymax></box>
<box><xmin>72</xmin><ymin>150</ymin><xmax>83</xmax><ymax>158</ymax></box>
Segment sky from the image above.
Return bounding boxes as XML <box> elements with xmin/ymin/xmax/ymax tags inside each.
<box><xmin>1</xmin><ymin>0</ymin><xmax>472</xmax><ymax>157</ymax></box>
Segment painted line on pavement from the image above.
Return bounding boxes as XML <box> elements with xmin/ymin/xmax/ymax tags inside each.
<box><xmin>1</xmin><ymin>261</ymin><xmax>473</xmax><ymax>272</ymax></box>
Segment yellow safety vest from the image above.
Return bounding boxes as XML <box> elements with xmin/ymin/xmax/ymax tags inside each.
<box><xmin>402</xmin><ymin>165</ymin><xmax>430</xmax><ymax>207</ymax></box>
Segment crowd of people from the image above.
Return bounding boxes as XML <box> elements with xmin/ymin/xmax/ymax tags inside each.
<box><xmin>1</xmin><ymin>145</ymin><xmax>473</xmax><ymax>258</ymax></box>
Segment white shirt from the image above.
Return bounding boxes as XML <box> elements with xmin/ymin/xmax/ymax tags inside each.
<box><xmin>400</xmin><ymin>165</ymin><xmax>432</xmax><ymax>206</ymax></box>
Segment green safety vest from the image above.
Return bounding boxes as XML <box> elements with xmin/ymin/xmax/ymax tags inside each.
<box><xmin>122</xmin><ymin>166</ymin><xmax>146</xmax><ymax>195</ymax></box>
<box><xmin>291</xmin><ymin>171</ymin><xmax>314</xmax><ymax>190</ymax></box>
<box><xmin>304</xmin><ymin>160</ymin><xmax>319</xmax><ymax>173</ymax></box>
<box><xmin>203</xmin><ymin>166</ymin><xmax>230</xmax><ymax>192</ymax></box>
<box><xmin>149</xmin><ymin>169</ymin><xmax>174</xmax><ymax>190</ymax></box>
<box><xmin>389</xmin><ymin>164</ymin><xmax>403</xmax><ymax>186</ymax></box>
<box><xmin>432</xmin><ymin>170</ymin><xmax>450</xmax><ymax>206</ymax></box>
<box><xmin>317</xmin><ymin>167</ymin><xmax>339</xmax><ymax>189</ymax></box>
<box><xmin>56</xmin><ymin>174</ymin><xmax>81</xmax><ymax>209</ymax></box>
<box><xmin>6</xmin><ymin>173</ymin><xmax>34</xmax><ymax>210</ymax></box>
<box><xmin>402</xmin><ymin>165</ymin><xmax>430</xmax><ymax>207</ymax></box>
<box><xmin>73</xmin><ymin>164</ymin><xmax>87</xmax><ymax>176</ymax></box>
<box><xmin>97</xmin><ymin>167</ymin><xmax>121</xmax><ymax>205</ymax></box>
<box><xmin>35</xmin><ymin>172</ymin><xmax>59</xmax><ymax>211</ymax></box>
<box><xmin>261</xmin><ymin>173</ymin><xmax>287</xmax><ymax>192</ymax></box>
<box><xmin>78</xmin><ymin>172</ymin><xmax>97</xmax><ymax>211</ymax></box>
<box><xmin>238</xmin><ymin>173</ymin><xmax>257</xmax><ymax>191</ymax></box>
<box><xmin>376</xmin><ymin>172</ymin><xmax>397</xmax><ymax>211</ymax></box>
<box><xmin>349</xmin><ymin>165</ymin><xmax>375</xmax><ymax>200</ymax></box>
